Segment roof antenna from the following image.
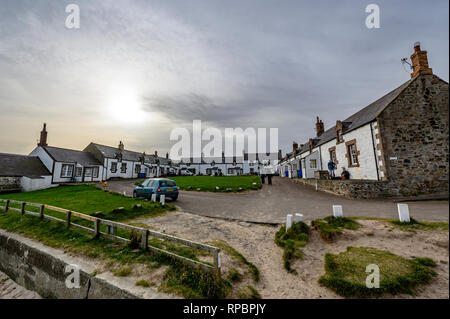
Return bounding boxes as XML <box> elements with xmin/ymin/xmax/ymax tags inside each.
<box><xmin>401</xmin><ymin>57</ymin><xmax>412</xmax><ymax>73</ymax></box>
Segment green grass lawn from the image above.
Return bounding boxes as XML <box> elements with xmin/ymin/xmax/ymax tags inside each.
<box><xmin>0</xmin><ymin>184</ymin><xmax>174</xmax><ymax>221</ymax></box>
<box><xmin>161</xmin><ymin>176</ymin><xmax>262</xmax><ymax>192</ymax></box>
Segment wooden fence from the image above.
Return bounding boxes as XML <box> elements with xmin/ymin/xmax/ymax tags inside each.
<box><xmin>0</xmin><ymin>199</ymin><xmax>220</xmax><ymax>275</ymax></box>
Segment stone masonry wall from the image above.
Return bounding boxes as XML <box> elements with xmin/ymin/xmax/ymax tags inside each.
<box><xmin>0</xmin><ymin>177</ymin><xmax>21</xmax><ymax>193</ymax></box>
<box><xmin>291</xmin><ymin>178</ymin><xmax>391</xmax><ymax>199</ymax></box>
<box><xmin>378</xmin><ymin>74</ymin><xmax>449</xmax><ymax>197</ymax></box>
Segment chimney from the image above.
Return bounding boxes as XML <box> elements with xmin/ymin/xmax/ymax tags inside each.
<box><xmin>316</xmin><ymin>116</ymin><xmax>324</xmax><ymax>136</ymax></box>
<box><xmin>118</xmin><ymin>141</ymin><xmax>124</xmax><ymax>151</ymax></box>
<box><xmin>410</xmin><ymin>42</ymin><xmax>432</xmax><ymax>78</ymax></box>
<box><xmin>37</xmin><ymin>123</ymin><xmax>48</xmax><ymax>147</ymax></box>
<box><xmin>154</xmin><ymin>150</ymin><xmax>158</xmax><ymax>157</ymax></box>
<box><xmin>293</xmin><ymin>141</ymin><xmax>298</xmax><ymax>155</ymax></box>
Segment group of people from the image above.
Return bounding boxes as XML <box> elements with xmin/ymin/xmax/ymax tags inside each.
<box><xmin>260</xmin><ymin>173</ymin><xmax>272</xmax><ymax>185</ymax></box>
<box><xmin>327</xmin><ymin>160</ymin><xmax>350</xmax><ymax>180</ymax></box>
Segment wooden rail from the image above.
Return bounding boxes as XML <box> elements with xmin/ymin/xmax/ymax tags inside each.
<box><xmin>0</xmin><ymin>199</ymin><xmax>220</xmax><ymax>275</ymax></box>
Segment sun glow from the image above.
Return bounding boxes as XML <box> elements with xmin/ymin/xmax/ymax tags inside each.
<box><xmin>107</xmin><ymin>90</ymin><xmax>147</xmax><ymax>124</ymax></box>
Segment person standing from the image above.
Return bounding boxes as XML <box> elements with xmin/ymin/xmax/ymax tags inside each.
<box><xmin>328</xmin><ymin>160</ymin><xmax>336</xmax><ymax>178</ymax></box>
<box><xmin>259</xmin><ymin>167</ymin><xmax>265</xmax><ymax>184</ymax></box>
<box><xmin>267</xmin><ymin>174</ymin><xmax>272</xmax><ymax>185</ymax></box>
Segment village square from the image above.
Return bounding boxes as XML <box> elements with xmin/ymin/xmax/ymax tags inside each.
<box><xmin>0</xmin><ymin>1</ymin><xmax>448</xmax><ymax>308</ymax></box>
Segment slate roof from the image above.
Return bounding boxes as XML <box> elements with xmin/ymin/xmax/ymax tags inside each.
<box><xmin>0</xmin><ymin>153</ymin><xmax>51</xmax><ymax>178</ymax></box>
<box><xmin>87</xmin><ymin>143</ymin><xmax>169</xmax><ymax>165</ymax></box>
<box><xmin>43</xmin><ymin>146</ymin><xmax>102</xmax><ymax>166</ymax></box>
<box><xmin>280</xmin><ymin>77</ymin><xmax>416</xmax><ymax>163</ymax></box>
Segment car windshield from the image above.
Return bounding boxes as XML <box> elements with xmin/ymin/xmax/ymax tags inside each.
<box><xmin>159</xmin><ymin>180</ymin><xmax>176</xmax><ymax>187</ymax></box>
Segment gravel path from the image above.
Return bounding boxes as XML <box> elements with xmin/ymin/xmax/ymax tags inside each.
<box><xmin>104</xmin><ymin>177</ymin><xmax>449</xmax><ymax>223</ymax></box>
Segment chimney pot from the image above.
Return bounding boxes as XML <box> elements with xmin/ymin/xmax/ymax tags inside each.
<box><xmin>410</xmin><ymin>42</ymin><xmax>432</xmax><ymax>78</ymax></box>
<box><xmin>37</xmin><ymin>123</ymin><xmax>48</xmax><ymax>147</ymax></box>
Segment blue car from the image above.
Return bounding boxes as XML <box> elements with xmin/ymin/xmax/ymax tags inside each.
<box><xmin>133</xmin><ymin>178</ymin><xmax>179</xmax><ymax>201</ymax></box>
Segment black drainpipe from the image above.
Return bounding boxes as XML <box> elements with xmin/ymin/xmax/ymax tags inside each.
<box><xmin>370</xmin><ymin>122</ymin><xmax>380</xmax><ymax>181</ymax></box>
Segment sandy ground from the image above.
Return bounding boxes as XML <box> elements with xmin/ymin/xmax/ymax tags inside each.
<box><xmin>132</xmin><ymin>209</ymin><xmax>449</xmax><ymax>299</ymax></box>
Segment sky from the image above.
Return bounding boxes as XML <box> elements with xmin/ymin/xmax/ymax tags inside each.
<box><xmin>0</xmin><ymin>0</ymin><xmax>448</xmax><ymax>157</ymax></box>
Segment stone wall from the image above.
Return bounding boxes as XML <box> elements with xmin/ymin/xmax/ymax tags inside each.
<box><xmin>291</xmin><ymin>178</ymin><xmax>391</xmax><ymax>199</ymax></box>
<box><xmin>0</xmin><ymin>177</ymin><xmax>21</xmax><ymax>193</ymax></box>
<box><xmin>378</xmin><ymin>74</ymin><xmax>449</xmax><ymax>197</ymax></box>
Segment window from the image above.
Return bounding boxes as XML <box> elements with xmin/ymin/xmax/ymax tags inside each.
<box><xmin>206</xmin><ymin>168</ymin><xmax>212</xmax><ymax>175</ymax></box>
<box><xmin>348</xmin><ymin>144</ymin><xmax>358</xmax><ymax>165</ymax></box>
<box><xmin>75</xmin><ymin>167</ymin><xmax>82</xmax><ymax>177</ymax></box>
<box><xmin>93</xmin><ymin>167</ymin><xmax>99</xmax><ymax>178</ymax></box>
<box><xmin>228</xmin><ymin>168</ymin><xmax>234</xmax><ymax>174</ymax></box>
<box><xmin>61</xmin><ymin>164</ymin><xmax>74</xmax><ymax>178</ymax></box>
<box><xmin>250</xmin><ymin>168</ymin><xmax>254</xmax><ymax>173</ymax></box>
<box><xmin>330</xmin><ymin>150</ymin><xmax>337</xmax><ymax>163</ymax></box>
<box><xmin>111</xmin><ymin>162</ymin><xmax>117</xmax><ymax>173</ymax></box>
<box><xmin>159</xmin><ymin>180</ymin><xmax>176</xmax><ymax>187</ymax></box>
<box><xmin>121</xmin><ymin>163</ymin><xmax>127</xmax><ymax>173</ymax></box>
<box><xmin>135</xmin><ymin>164</ymin><xmax>141</xmax><ymax>174</ymax></box>
<box><xmin>345</xmin><ymin>139</ymin><xmax>360</xmax><ymax>167</ymax></box>
<box><xmin>310</xmin><ymin>159</ymin><xmax>317</xmax><ymax>169</ymax></box>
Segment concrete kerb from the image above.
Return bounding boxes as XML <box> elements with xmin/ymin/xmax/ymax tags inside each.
<box><xmin>0</xmin><ymin>229</ymin><xmax>175</xmax><ymax>299</ymax></box>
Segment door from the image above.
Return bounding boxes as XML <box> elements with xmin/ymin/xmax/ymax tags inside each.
<box><xmin>84</xmin><ymin>167</ymin><xmax>93</xmax><ymax>182</ymax></box>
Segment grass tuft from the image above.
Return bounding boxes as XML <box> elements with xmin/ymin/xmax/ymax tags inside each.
<box><xmin>113</xmin><ymin>266</ymin><xmax>133</xmax><ymax>277</ymax></box>
<box><xmin>136</xmin><ymin>280</ymin><xmax>155</xmax><ymax>287</ymax></box>
<box><xmin>274</xmin><ymin>222</ymin><xmax>309</xmax><ymax>273</ymax></box>
<box><xmin>311</xmin><ymin>216</ymin><xmax>360</xmax><ymax>242</ymax></box>
<box><xmin>319</xmin><ymin>246</ymin><xmax>437</xmax><ymax>297</ymax></box>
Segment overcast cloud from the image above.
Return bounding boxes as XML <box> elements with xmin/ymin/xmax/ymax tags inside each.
<box><xmin>0</xmin><ymin>0</ymin><xmax>448</xmax><ymax>156</ymax></box>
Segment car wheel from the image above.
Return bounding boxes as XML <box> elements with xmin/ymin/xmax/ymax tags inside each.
<box><xmin>133</xmin><ymin>191</ymin><xmax>137</xmax><ymax>198</ymax></box>
<box><xmin>172</xmin><ymin>196</ymin><xmax>178</xmax><ymax>201</ymax></box>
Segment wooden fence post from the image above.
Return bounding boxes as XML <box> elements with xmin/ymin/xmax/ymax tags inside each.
<box><xmin>94</xmin><ymin>218</ymin><xmax>100</xmax><ymax>239</ymax></box>
<box><xmin>4</xmin><ymin>200</ymin><xmax>9</xmax><ymax>212</ymax></box>
<box><xmin>140</xmin><ymin>229</ymin><xmax>148</xmax><ymax>250</ymax></box>
<box><xmin>66</xmin><ymin>211</ymin><xmax>71</xmax><ymax>228</ymax></box>
<box><xmin>39</xmin><ymin>205</ymin><xmax>44</xmax><ymax>219</ymax></box>
<box><xmin>20</xmin><ymin>202</ymin><xmax>25</xmax><ymax>215</ymax></box>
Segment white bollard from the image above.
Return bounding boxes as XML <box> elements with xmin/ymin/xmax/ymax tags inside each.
<box><xmin>286</xmin><ymin>214</ymin><xmax>293</xmax><ymax>231</ymax></box>
<box><xmin>333</xmin><ymin>205</ymin><xmax>343</xmax><ymax>218</ymax></box>
<box><xmin>294</xmin><ymin>213</ymin><xmax>303</xmax><ymax>223</ymax></box>
<box><xmin>123</xmin><ymin>191</ymin><xmax>126</xmax><ymax>196</ymax></box>
<box><xmin>397</xmin><ymin>203</ymin><xmax>410</xmax><ymax>223</ymax></box>
<box><xmin>160</xmin><ymin>194</ymin><xmax>165</xmax><ymax>206</ymax></box>
<box><xmin>151</xmin><ymin>194</ymin><xmax>156</xmax><ymax>202</ymax></box>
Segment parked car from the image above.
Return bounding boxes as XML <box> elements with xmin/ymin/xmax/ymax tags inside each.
<box><xmin>133</xmin><ymin>178</ymin><xmax>179</xmax><ymax>201</ymax></box>
<box><xmin>180</xmin><ymin>170</ymin><xmax>194</xmax><ymax>176</ymax></box>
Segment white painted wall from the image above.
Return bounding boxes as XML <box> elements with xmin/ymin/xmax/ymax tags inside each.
<box><xmin>318</xmin><ymin>122</ymin><xmax>378</xmax><ymax>180</ymax></box>
<box><xmin>20</xmin><ymin>176</ymin><xmax>55</xmax><ymax>192</ymax></box>
<box><xmin>29</xmin><ymin>147</ymin><xmax>54</xmax><ymax>173</ymax></box>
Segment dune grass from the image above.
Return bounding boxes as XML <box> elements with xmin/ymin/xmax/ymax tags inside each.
<box><xmin>319</xmin><ymin>246</ymin><xmax>437</xmax><ymax>297</ymax></box>
<box><xmin>274</xmin><ymin>222</ymin><xmax>310</xmax><ymax>273</ymax></box>
<box><xmin>311</xmin><ymin>216</ymin><xmax>361</xmax><ymax>242</ymax></box>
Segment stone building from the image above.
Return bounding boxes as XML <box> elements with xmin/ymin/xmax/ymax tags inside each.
<box><xmin>279</xmin><ymin>43</ymin><xmax>449</xmax><ymax>198</ymax></box>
